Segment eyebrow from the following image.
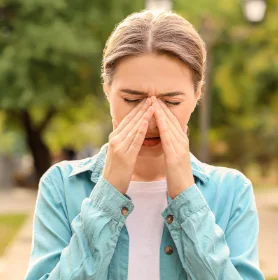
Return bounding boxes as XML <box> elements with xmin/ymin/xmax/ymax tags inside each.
<box><xmin>119</xmin><ymin>88</ymin><xmax>186</xmax><ymax>97</ymax></box>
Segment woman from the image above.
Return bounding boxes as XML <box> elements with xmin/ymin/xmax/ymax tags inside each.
<box><xmin>25</xmin><ymin>10</ymin><xmax>264</xmax><ymax>280</ymax></box>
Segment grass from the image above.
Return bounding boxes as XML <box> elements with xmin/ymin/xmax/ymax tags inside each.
<box><xmin>0</xmin><ymin>213</ymin><xmax>28</xmax><ymax>257</ymax></box>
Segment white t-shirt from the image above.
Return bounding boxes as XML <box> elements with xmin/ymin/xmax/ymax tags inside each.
<box><xmin>125</xmin><ymin>179</ymin><xmax>168</xmax><ymax>280</ymax></box>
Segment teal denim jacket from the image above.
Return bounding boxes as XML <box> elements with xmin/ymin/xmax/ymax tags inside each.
<box><xmin>25</xmin><ymin>142</ymin><xmax>264</xmax><ymax>280</ymax></box>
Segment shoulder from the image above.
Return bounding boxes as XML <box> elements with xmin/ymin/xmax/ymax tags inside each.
<box><xmin>205</xmin><ymin>163</ymin><xmax>251</xmax><ymax>184</ymax></box>
<box><xmin>190</xmin><ymin>152</ymin><xmax>252</xmax><ymax>193</ymax></box>
<box><xmin>36</xmin><ymin>158</ymin><xmax>95</xmax><ymax>215</ymax></box>
<box><xmin>38</xmin><ymin>157</ymin><xmax>95</xmax><ymax>199</ymax></box>
<box><xmin>201</xmin><ymin>162</ymin><xmax>254</xmax><ymax>198</ymax></box>
<box><xmin>40</xmin><ymin>158</ymin><xmax>92</xmax><ymax>182</ymax></box>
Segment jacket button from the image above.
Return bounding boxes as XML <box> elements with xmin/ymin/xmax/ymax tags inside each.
<box><xmin>166</xmin><ymin>214</ymin><xmax>174</xmax><ymax>224</ymax></box>
<box><xmin>121</xmin><ymin>207</ymin><xmax>129</xmax><ymax>216</ymax></box>
<box><xmin>164</xmin><ymin>245</ymin><xmax>173</xmax><ymax>255</ymax></box>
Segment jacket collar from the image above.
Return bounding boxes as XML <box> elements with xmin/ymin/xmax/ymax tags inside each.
<box><xmin>69</xmin><ymin>142</ymin><xmax>210</xmax><ymax>185</ymax></box>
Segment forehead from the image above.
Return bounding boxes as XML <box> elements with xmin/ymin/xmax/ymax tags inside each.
<box><xmin>111</xmin><ymin>53</ymin><xmax>194</xmax><ymax>94</ymax></box>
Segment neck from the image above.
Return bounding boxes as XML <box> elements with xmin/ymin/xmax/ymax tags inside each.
<box><xmin>132</xmin><ymin>154</ymin><xmax>167</xmax><ymax>182</ymax></box>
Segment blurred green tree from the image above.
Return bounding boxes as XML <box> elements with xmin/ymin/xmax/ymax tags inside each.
<box><xmin>0</xmin><ymin>0</ymin><xmax>277</xmax><ymax>182</ymax></box>
<box><xmin>0</xmin><ymin>0</ymin><xmax>144</xmax><ymax>180</ymax></box>
<box><xmin>175</xmin><ymin>0</ymin><xmax>278</xmax><ymax>173</ymax></box>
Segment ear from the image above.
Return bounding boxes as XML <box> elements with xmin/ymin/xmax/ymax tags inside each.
<box><xmin>103</xmin><ymin>83</ymin><xmax>110</xmax><ymax>102</ymax></box>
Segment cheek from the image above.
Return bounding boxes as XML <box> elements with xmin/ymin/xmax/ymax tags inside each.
<box><xmin>184</xmin><ymin>110</ymin><xmax>192</xmax><ymax>122</ymax></box>
<box><xmin>173</xmin><ymin>105</ymin><xmax>192</xmax><ymax>126</ymax></box>
<box><xmin>110</xmin><ymin>99</ymin><xmax>132</xmax><ymax>126</ymax></box>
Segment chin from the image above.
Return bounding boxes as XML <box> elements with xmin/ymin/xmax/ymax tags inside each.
<box><xmin>138</xmin><ymin>143</ymin><xmax>163</xmax><ymax>158</ymax></box>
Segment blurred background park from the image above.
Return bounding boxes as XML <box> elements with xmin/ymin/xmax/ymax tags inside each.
<box><xmin>0</xmin><ymin>0</ymin><xmax>277</xmax><ymax>279</ymax></box>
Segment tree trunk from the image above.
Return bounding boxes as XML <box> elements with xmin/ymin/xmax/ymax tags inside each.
<box><xmin>21</xmin><ymin>110</ymin><xmax>52</xmax><ymax>182</ymax></box>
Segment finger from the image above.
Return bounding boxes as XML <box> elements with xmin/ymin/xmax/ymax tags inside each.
<box><xmin>153</xmin><ymin>102</ymin><xmax>176</xmax><ymax>157</ymax></box>
<box><xmin>156</xmin><ymin>101</ymin><xmax>190</xmax><ymax>154</ymax></box>
<box><xmin>122</xmin><ymin>105</ymin><xmax>155</xmax><ymax>153</ymax></box>
<box><xmin>114</xmin><ymin>98</ymin><xmax>151</xmax><ymax>144</ymax></box>
<box><xmin>156</xmin><ymin>99</ymin><xmax>185</xmax><ymax>142</ymax></box>
<box><xmin>126</xmin><ymin>120</ymin><xmax>149</xmax><ymax>157</ymax></box>
<box><xmin>158</xmin><ymin>112</ymin><xmax>181</xmax><ymax>154</ymax></box>
<box><xmin>115</xmin><ymin>98</ymin><xmax>150</xmax><ymax>135</ymax></box>
<box><xmin>154</xmin><ymin>100</ymin><xmax>187</xmax><ymax>146</ymax></box>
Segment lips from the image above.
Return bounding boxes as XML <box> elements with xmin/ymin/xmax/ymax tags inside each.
<box><xmin>143</xmin><ymin>137</ymin><xmax>161</xmax><ymax>147</ymax></box>
<box><xmin>145</xmin><ymin>134</ymin><xmax>160</xmax><ymax>138</ymax></box>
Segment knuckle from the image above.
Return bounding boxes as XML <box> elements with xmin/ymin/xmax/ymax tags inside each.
<box><xmin>127</xmin><ymin>130</ymin><xmax>135</xmax><ymax>138</ymax></box>
<box><xmin>114</xmin><ymin>148</ymin><xmax>125</xmax><ymax>161</ymax></box>
<box><xmin>110</xmin><ymin>138</ymin><xmax>118</xmax><ymax>148</ymax></box>
<box><xmin>114</xmin><ymin>148</ymin><xmax>121</xmax><ymax>156</ymax></box>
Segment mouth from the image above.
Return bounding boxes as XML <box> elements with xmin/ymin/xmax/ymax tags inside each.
<box><xmin>143</xmin><ymin>137</ymin><xmax>161</xmax><ymax>147</ymax></box>
<box><xmin>145</xmin><ymin>137</ymin><xmax>160</xmax><ymax>140</ymax></box>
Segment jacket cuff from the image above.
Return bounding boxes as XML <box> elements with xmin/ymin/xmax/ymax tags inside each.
<box><xmin>90</xmin><ymin>175</ymin><xmax>134</xmax><ymax>223</ymax></box>
<box><xmin>161</xmin><ymin>184</ymin><xmax>208</xmax><ymax>230</ymax></box>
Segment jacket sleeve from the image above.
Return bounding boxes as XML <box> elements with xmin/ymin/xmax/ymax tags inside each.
<box><xmin>25</xmin><ymin>166</ymin><xmax>134</xmax><ymax>280</ymax></box>
<box><xmin>161</xmin><ymin>172</ymin><xmax>265</xmax><ymax>280</ymax></box>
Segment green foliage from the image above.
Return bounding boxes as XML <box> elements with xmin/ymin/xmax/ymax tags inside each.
<box><xmin>0</xmin><ymin>112</ymin><xmax>25</xmax><ymax>155</ymax></box>
<box><xmin>0</xmin><ymin>0</ymin><xmax>144</xmax><ymax>152</ymax></box>
<box><xmin>45</xmin><ymin>95</ymin><xmax>111</xmax><ymax>152</ymax></box>
<box><xmin>175</xmin><ymin>0</ymin><xmax>278</xmax><ymax>171</ymax></box>
<box><xmin>0</xmin><ymin>0</ymin><xmax>144</xmax><ymax>109</ymax></box>
<box><xmin>0</xmin><ymin>0</ymin><xmax>277</xmax><ymax>176</ymax></box>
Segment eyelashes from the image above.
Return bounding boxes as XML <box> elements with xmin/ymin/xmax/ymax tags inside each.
<box><xmin>123</xmin><ymin>98</ymin><xmax>180</xmax><ymax>106</ymax></box>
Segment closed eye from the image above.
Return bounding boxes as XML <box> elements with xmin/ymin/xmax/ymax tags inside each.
<box><xmin>123</xmin><ymin>98</ymin><xmax>180</xmax><ymax>106</ymax></box>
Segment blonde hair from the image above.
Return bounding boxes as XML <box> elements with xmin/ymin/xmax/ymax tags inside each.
<box><xmin>101</xmin><ymin>9</ymin><xmax>206</xmax><ymax>94</ymax></box>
